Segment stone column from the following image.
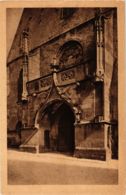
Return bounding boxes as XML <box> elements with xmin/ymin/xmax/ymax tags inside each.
<box><xmin>95</xmin><ymin>13</ymin><xmax>104</xmax><ymax>81</ymax></box>
<box><xmin>103</xmin><ymin>12</ymin><xmax>114</xmax><ymax>160</ymax></box>
<box><xmin>22</xmin><ymin>30</ymin><xmax>29</xmax><ymax>101</ymax></box>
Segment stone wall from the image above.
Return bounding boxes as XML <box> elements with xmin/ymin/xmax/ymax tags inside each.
<box><xmin>7</xmin><ymin>58</ymin><xmax>23</xmax><ymax>130</ymax></box>
<box><xmin>7</xmin><ymin>8</ymin><xmax>118</xmax><ymax>159</ymax></box>
<box><xmin>28</xmin><ymin>48</ymin><xmax>40</xmax><ymax>81</ymax></box>
<box><xmin>8</xmin><ymin>8</ymin><xmax>96</xmax><ymax>63</ymax></box>
<box><xmin>104</xmin><ymin>9</ymin><xmax>118</xmax><ymax>122</ymax></box>
<box><xmin>40</xmin><ymin>21</ymin><xmax>95</xmax><ymax>77</ymax></box>
<box><xmin>7</xmin><ymin>8</ymin><xmax>97</xmax><ymax>129</ymax></box>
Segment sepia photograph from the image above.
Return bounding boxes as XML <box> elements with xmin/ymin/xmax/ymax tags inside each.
<box><xmin>0</xmin><ymin>1</ymin><xmax>125</xmax><ymax>194</ymax></box>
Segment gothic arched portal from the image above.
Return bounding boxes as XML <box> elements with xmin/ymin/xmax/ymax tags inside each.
<box><xmin>37</xmin><ymin>100</ymin><xmax>75</xmax><ymax>154</ymax></box>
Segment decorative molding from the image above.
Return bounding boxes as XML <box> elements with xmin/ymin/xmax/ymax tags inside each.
<box><xmin>74</xmin><ymin>120</ymin><xmax>117</xmax><ymax>126</ymax></box>
<box><xmin>27</xmin><ymin>75</ymin><xmax>52</xmax><ymax>95</ymax></box>
<box><xmin>61</xmin><ymin>69</ymin><xmax>75</xmax><ymax>82</ymax></box>
<box><xmin>27</xmin><ymin>62</ymin><xmax>88</xmax><ymax>96</ymax></box>
<box><xmin>40</xmin><ymin>77</ymin><xmax>52</xmax><ymax>89</ymax></box>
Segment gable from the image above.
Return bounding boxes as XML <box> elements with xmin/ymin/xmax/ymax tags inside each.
<box><xmin>7</xmin><ymin>8</ymin><xmax>96</xmax><ymax>63</ymax></box>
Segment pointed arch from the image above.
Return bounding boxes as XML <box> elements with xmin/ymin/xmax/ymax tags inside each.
<box><xmin>57</xmin><ymin>40</ymin><xmax>83</xmax><ymax>68</ymax></box>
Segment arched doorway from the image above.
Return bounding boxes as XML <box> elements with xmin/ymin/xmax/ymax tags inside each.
<box><xmin>37</xmin><ymin>101</ymin><xmax>75</xmax><ymax>154</ymax></box>
<box><xmin>57</xmin><ymin>103</ymin><xmax>75</xmax><ymax>153</ymax></box>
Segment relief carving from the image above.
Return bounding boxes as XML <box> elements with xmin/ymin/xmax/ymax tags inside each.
<box><xmin>40</xmin><ymin>77</ymin><xmax>52</xmax><ymax>88</ymax></box>
<box><xmin>27</xmin><ymin>76</ymin><xmax>52</xmax><ymax>95</ymax></box>
<box><xmin>61</xmin><ymin>69</ymin><xmax>75</xmax><ymax>82</ymax></box>
<box><xmin>59</xmin><ymin>41</ymin><xmax>83</xmax><ymax>68</ymax></box>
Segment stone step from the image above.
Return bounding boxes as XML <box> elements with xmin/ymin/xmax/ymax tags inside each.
<box><xmin>20</xmin><ymin>144</ymin><xmax>38</xmax><ymax>153</ymax></box>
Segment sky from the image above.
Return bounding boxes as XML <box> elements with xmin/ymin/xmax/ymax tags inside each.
<box><xmin>6</xmin><ymin>8</ymin><xmax>23</xmax><ymax>56</ymax></box>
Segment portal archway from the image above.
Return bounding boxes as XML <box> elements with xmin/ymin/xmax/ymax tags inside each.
<box><xmin>36</xmin><ymin>100</ymin><xmax>75</xmax><ymax>154</ymax></box>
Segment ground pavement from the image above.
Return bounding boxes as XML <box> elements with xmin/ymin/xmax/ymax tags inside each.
<box><xmin>8</xmin><ymin>149</ymin><xmax>118</xmax><ymax>185</ymax></box>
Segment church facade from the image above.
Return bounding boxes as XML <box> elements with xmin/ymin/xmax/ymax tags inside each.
<box><xmin>7</xmin><ymin>8</ymin><xmax>118</xmax><ymax>160</ymax></box>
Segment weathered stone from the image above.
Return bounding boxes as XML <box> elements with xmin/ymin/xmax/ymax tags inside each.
<box><xmin>7</xmin><ymin>8</ymin><xmax>118</xmax><ymax>160</ymax></box>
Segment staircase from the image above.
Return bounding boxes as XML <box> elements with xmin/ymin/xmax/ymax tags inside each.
<box><xmin>7</xmin><ymin>127</ymin><xmax>37</xmax><ymax>148</ymax></box>
<box><xmin>20</xmin><ymin>128</ymin><xmax>39</xmax><ymax>153</ymax></box>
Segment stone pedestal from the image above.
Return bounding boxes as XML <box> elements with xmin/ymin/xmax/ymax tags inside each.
<box><xmin>74</xmin><ymin>122</ymin><xmax>112</xmax><ymax>160</ymax></box>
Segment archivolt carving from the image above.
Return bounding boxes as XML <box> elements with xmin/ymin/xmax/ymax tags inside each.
<box><xmin>52</xmin><ymin>68</ymin><xmax>81</xmax><ymax>123</ymax></box>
